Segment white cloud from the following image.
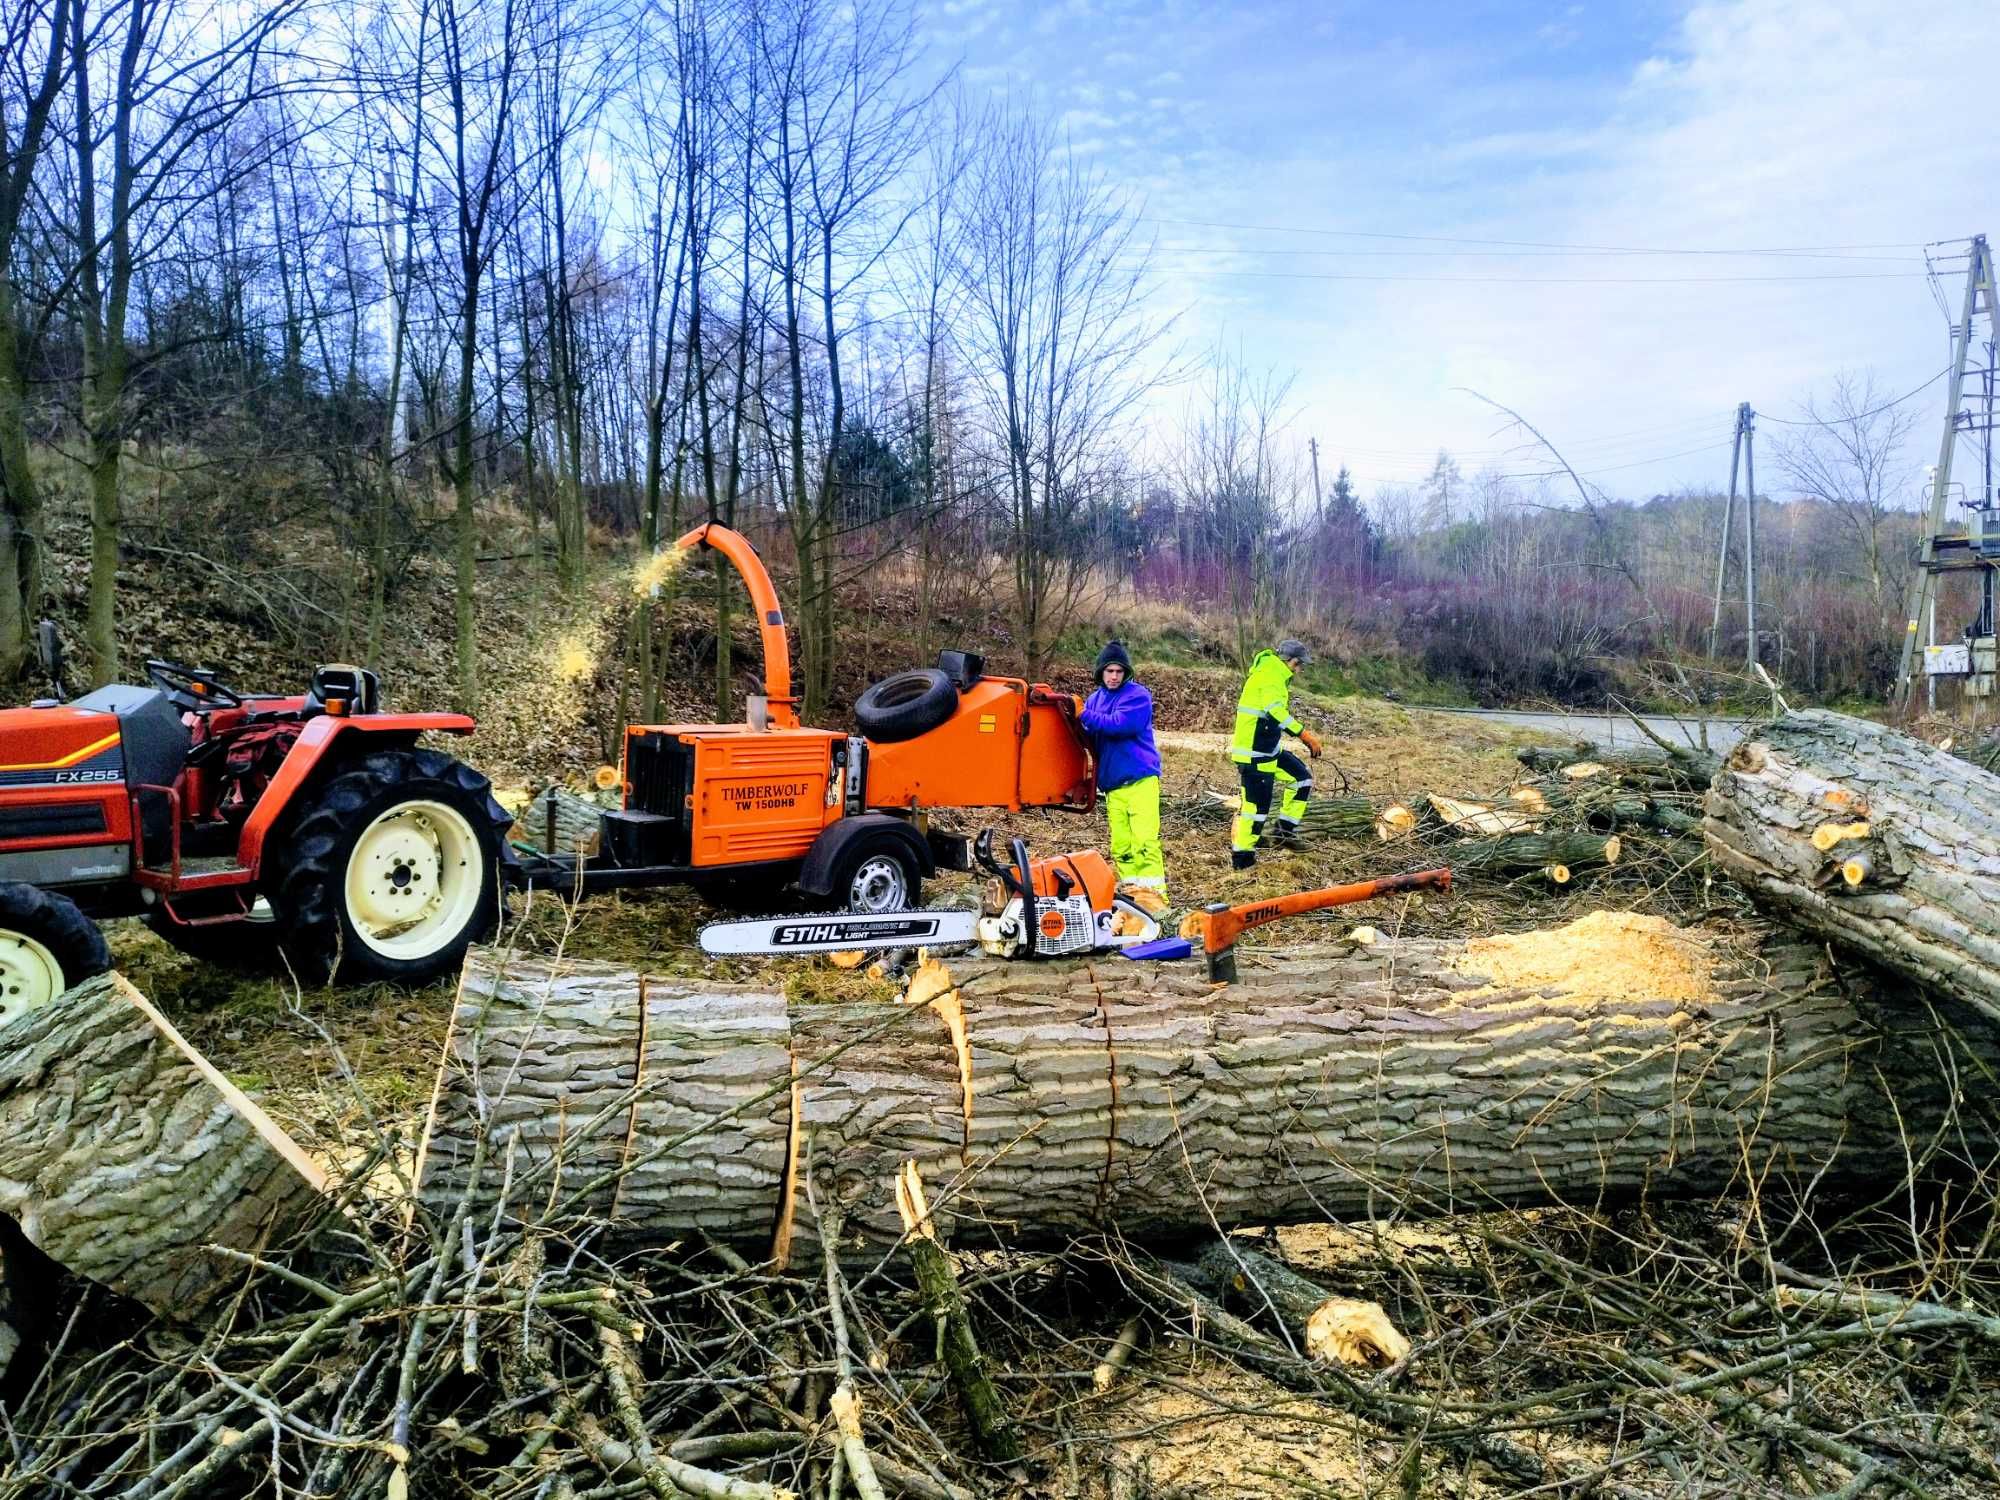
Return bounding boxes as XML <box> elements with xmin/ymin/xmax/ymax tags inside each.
<box><xmin>1218</xmin><ymin>0</ymin><xmax>1992</xmax><ymax>499</ymax></box>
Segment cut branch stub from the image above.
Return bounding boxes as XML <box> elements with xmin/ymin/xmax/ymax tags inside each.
<box><xmin>1704</xmin><ymin>708</ymin><xmax>2000</xmax><ymax>1027</ymax></box>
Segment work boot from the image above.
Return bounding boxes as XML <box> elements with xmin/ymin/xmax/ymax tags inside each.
<box><xmin>1231</xmin><ymin>850</ymin><xmax>1256</xmax><ymax>871</ymax></box>
<box><xmin>1122</xmin><ymin>885</ymin><xmax>1171</xmax><ymax>919</ymax></box>
<box><xmin>1267</xmin><ymin>823</ymin><xmax>1293</xmax><ymax>851</ymax></box>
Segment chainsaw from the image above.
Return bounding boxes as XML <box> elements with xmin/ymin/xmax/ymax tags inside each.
<box><xmin>697</xmin><ymin>829</ymin><xmax>1163</xmax><ymax>959</ymax></box>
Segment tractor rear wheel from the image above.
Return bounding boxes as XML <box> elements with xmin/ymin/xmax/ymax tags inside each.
<box><xmin>271</xmin><ymin>749</ymin><xmax>511</xmax><ymax>985</ymax></box>
<box><xmin>0</xmin><ymin>883</ymin><xmax>110</xmax><ymax>1027</ymax></box>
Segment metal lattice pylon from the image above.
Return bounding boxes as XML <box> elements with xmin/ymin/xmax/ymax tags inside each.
<box><xmin>1894</xmin><ymin>234</ymin><xmax>2000</xmax><ymax>709</ymax></box>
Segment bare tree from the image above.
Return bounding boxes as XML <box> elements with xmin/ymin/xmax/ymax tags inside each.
<box><xmin>435</xmin><ymin>0</ymin><xmax>525</xmax><ymax>711</ymax></box>
<box><xmin>354</xmin><ymin>0</ymin><xmax>432</xmax><ymax>669</ymax></box>
<box><xmin>0</xmin><ymin>0</ymin><xmax>72</xmax><ymax>681</ymax></box>
<box><xmin>752</xmin><ymin>0</ymin><xmax>931</xmax><ymax>717</ymax></box>
<box><xmin>65</xmin><ymin>0</ymin><xmax>295</xmax><ymax>685</ymax></box>
<box><xmin>1173</xmin><ymin>343</ymin><xmax>1296</xmax><ymax>661</ymax></box>
<box><xmin>1774</xmin><ymin>370</ymin><xmax>1919</xmax><ymax>625</ymax></box>
<box><xmin>955</xmin><ymin>99</ymin><xmax>1166</xmax><ymax>676</ymax></box>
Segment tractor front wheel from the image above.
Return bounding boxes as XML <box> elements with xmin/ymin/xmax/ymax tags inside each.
<box><xmin>272</xmin><ymin>750</ymin><xmax>511</xmax><ymax>985</ymax></box>
<box><xmin>0</xmin><ymin>882</ymin><xmax>110</xmax><ymax>1026</ymax></box>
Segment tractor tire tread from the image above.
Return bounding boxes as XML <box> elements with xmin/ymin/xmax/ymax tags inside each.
<box><xmin>853</xmin><ymin>669</ymin><xmax>958</xmax><ymax>743</ymax></box>
<box><xmin>0</xmin><ymin>881</ymin><xmax>111</xmax><ymax>994</ymax></box>
<box><xmin>271</xmin><ymin>748</ymin><xmax>512</xmax><ymax>986</ymax></box>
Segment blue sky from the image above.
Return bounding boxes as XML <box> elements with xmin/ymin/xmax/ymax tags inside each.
<box><xmin>919</xmin><ymin>0</ymin><xmax>1997</xmax><ymax>504</ymax></box>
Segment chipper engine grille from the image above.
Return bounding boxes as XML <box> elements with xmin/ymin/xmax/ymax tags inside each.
<box><xmin>617</xmin><ymin>730</ymin><xmax>693</xmax><ymax>867</ymax></box>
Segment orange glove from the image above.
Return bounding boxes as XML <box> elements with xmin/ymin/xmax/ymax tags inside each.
<box><xmin>1300</xmin><ymin>728</ymin><xmax>1324</xmax><ymax>758</ymax></box>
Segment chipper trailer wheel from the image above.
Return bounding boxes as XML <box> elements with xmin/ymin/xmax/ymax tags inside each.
<box><xmin>0</xmin><ymin>882</ymin><xmax>111</xmax><ymax>1027</ymax></box>
<box><xmin>832</xmin><ymin>837</ymin><xmax>922</xmax><ymax>914</ymax></box>
<box><xmin>273</xmin><ymin>749</ymin><xmax>511</xmax><ymax>985</ymax></box>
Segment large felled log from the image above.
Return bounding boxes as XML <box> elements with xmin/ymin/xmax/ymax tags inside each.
<box><xmin>420</xmin><ymin>922</ymin><xmax>1994</xmax><ymax>1256</ymax></box>
<box><xmin>0</xmin><ymin>973</ymin><xmax>328</xmax><ymax>1316</ymax></box>
<box><xmin>1704</xmin><ymin>709</ymin><xmax>2000</xmax><ymax>1028</ymax></box>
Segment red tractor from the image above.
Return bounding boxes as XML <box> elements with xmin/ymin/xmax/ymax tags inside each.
<box><xmin>0</xmin><ymin>627</ymin><xmax>511</xmax><ymax>1020</ymax></box>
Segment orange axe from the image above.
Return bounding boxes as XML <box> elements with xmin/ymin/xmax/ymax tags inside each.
<box><xmin>1179</xmin><ymin>868</ymin><xmax>1453</xmax><ymax>982</ymax></box>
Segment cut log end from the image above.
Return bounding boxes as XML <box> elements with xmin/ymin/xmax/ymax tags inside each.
<box><xmin>1374</xmin><ymin>805</ymin><xmax>1416</xmax><ymax>842</ymax></box>
<box><xmin>1546</xmin><ymin>864</ymin><xmax>1571</xmax><ymax>884</ymax></box>
<box><xmin>1305</xmin><ymin>1298</ymin><xmax>1410</xmax><ymax>1369</ymax></box>
<box><xmin>0</xmin><ymin>973</ymin><xmax>327</xmax><ymax>1318</ymax></box>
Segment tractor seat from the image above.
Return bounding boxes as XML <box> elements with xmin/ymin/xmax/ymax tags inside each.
<box><xmin>72</xmin><ymin>684</ymin><xmax>193</xmax><ymax>791</ymax></box>
<box><xmin>304</xmin><ymin>663</ymin><xmax>381</xmax><ymax>717</ymax></box>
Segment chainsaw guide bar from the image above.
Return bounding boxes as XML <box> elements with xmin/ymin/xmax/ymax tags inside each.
<box><xmin>698</xmin><ymin>910</ymin><xmax>979</xmax><ymax>956</ymax></box>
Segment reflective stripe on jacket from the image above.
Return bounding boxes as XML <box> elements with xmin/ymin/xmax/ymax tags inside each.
<box><xmin>1230</xmin><ymin>649</ymin><xmax>1300</xmax><ymax>764</ymax></box>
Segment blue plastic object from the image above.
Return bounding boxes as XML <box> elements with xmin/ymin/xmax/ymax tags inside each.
<box><xmin>1119</xmin><ymin>936</ymin><xmax>1193</xmax><ymax>962</ymax></box>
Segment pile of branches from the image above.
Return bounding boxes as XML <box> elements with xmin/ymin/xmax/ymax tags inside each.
<box><xmin>7</xmin><ymin>1029</ymin><xmax>2000</xmax><ymax>1500</ymax></box>
<box><xmin>1168</xmin><ymin>732</ymin><xmax>1720</xmax><ymax>920</ymax></box>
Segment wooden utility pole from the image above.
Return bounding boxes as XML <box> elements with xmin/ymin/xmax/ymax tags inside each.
<box><xmin>1708</xmin><ymin>402</ymin><xmax>1757</xmax><ymax>667</ymax></box>
<box><xmin>1743</xmin><ymin>404</ymin><xmax>1758</xmax><ymax>670</ymax></box>
<box><xmin>1308</xmin><ymin>436</ymin><xmax>1323</xmax><ymax>523</ymax></box>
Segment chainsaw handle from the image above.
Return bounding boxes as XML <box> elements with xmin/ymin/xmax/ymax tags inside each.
<box><xmin>973</xmin><ymin>827</ymin><xmax>1010</xmax><ymax>881</ymax></box>
<box><xmin>1009</xmin><ymin>835</ymin><xmax>1037</xmax><ymax>957</ymax></box>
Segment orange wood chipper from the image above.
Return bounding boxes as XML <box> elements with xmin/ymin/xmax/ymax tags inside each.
<box><xmin>515</xmin><ymin>524</ymin><xmax>1097</xmax><ymax>912</ymax></box>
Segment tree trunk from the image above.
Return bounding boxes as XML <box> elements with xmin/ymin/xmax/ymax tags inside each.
<box><xmin>0</xmin><ymin>294</ymin><xmax>40</xmax><ymax>684</ymax></box>
<box><xmin>1705</xmin><ymin>708</ymin><xmax>2000</xmax><ymax>1027</ymax></box>
<box><xmin>0</xmin><ymin>973</ymin><xmax>327</xmax><ymax>1317</ymax></box>
<box><xmin>420</xmin><ymin>923</ymin><xmax>1993</xmax><ymax>1259</ymax></box>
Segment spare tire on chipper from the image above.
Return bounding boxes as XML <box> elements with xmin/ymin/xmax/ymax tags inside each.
<box><xmin>853</xmin><ymin>669</ymin><xmax>958</xmax><ymax>742</ymax></box>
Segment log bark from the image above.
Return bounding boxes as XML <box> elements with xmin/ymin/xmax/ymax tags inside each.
<box><xmin>1446</xmin><ymin>830</ymin><xmax>1621</xmax><ymax>876</ymax></box>
<box><xmin>1704</xmin><ymin>709</ymin><xmax>2000</xmax><ymax>1028</ymax></box>
<box><xmin>1518</xmin><ymin>741</ymin><xmax>1719</xmax><ymax>790</ymax></box>
<box><xmin>1510</xmin><ymin>781</ymin><xmax>1703</xmax><ymax>837</ymax></box>
<box><xmin>420</xmin><ymin>928</ymin><xmax>1995</xmax><ymax>1257</ymax></box>
<box><xmin>0</xmin><ymin>973</ymin><xmax>328</xmax><ymax>1317</ymax></box>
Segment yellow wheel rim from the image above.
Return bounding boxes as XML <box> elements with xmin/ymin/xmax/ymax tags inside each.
<box><xmin>343</xmin><ymin>800</ymin><xmax>482</xmax><ymax>962</ymax></box>
<box><xmin>0</xmin><ymin>929</ymin><xmax>65</xmax><ymax>1026</ymax></box>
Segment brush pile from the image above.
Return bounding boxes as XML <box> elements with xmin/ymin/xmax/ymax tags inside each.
<box><xmin>1170</xmin><ymin>728</ymin><xmax>1714</xmax><ymax>911</ymax></box>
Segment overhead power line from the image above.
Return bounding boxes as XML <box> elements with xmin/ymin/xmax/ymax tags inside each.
<box><xmin>1136</xmin><ymin>215</ymin><xmax>1922</xmax><ymax>258</ymax></box>
<box><xmin>1756</xmin><ymin>365</ymin><xmax>1950</xmax><ymax>426</ymax></box>
<box><xmin>1136</xmin><ymin>265</ymin><xmax>1926</xmax><ymax>285</ymax></box>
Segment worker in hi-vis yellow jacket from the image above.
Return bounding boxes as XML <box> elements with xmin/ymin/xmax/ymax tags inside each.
<box><xmin>1229</xmin><ymin>638</ymin><xmax>1321</xmax><ymax>868</ymax></box>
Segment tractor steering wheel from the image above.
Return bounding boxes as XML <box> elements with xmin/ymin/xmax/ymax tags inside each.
<box><xmin>146</xmin><ymin>658</ymin><xmax>244</xmax><ymax>712</ymax></box>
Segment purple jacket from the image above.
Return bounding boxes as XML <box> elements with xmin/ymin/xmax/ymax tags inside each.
<box><xmin>1079</xmin><ymin>681</ymin><xmax>1162</xmax><ymax>791</ymax></box>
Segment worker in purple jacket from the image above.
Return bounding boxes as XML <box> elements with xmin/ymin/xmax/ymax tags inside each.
<box><xmin>1079</xmin><ymin>640</ymin><xmax>1168</xmax><ymax>915</ymax></box>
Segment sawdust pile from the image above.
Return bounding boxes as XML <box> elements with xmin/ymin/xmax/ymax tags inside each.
<box><xmin>1450</xmin><ymin>910</ymin><xmax>1714</xmax><ymax>1005</ymax></box>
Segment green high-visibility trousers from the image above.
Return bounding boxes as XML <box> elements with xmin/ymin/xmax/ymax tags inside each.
<box><xmin>1232</xmin><ymin>752</ymin><xmax>1312</xmax><ymax>853</ymax></box>
<box><xmin>1105</xmin><ymin>776</ymin><xmax>1167</xmax><ymax>895</ymax></box>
